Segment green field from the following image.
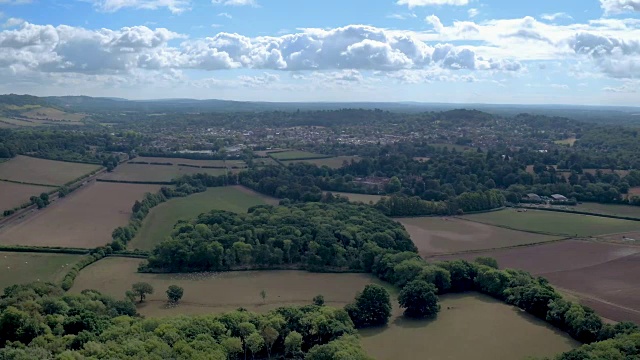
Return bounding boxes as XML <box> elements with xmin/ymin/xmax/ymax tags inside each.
<box><xmin>282</xmin><ymin>156</ymin><xmax>359</xmax><ymax>169</ymax></box>
<box><xmin>269</xmin><ymin>150</ymin><xmax>328</xmax><ymax>160</ymax></box>
<box><xmin>326</xmin><ymin>191</ymin><xmax>383</xmax><ymax>204</ymax></box>
<box><xmin>573</xmin><ymin>203</ymin><xmax>640</xmax><ymax>219</ymax></box>
<box><xmin>128</xmin><ymin>186</ymin><xmax>278</xmax><ymax>251</ymax></box>
<box><xmin>462</xmin><ymin>209</ymin><xmax>640</xmax><ymax>236</ymax></box>
<box><xmin>0</xmin><ymin>252</ymin><xmax>81</xmax><ymax>290</ymax></box>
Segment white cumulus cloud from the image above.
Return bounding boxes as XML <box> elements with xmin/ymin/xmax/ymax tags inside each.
<box><xmin>212</xmin><ymin>0</ymin><xmax>258</xmax><ymax>6</ymax></box>
<box><xmin>600</xmin><ymin>0</ymin><xmax>640</xmax><ymax>15</ymax></box>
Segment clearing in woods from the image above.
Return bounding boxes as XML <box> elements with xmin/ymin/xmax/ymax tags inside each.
<box><xmin>0</xmin><ymin>155</ymin><xmax>100</xmax><ymax>186</ymax></box>
<box><xmin>131</xmin><ymin>157</ymin><xmax>246</xmax><ymax>168</ymax></box>
<box><xmin>324</xmin><ymin>191</ymin><xmax>383</xmax><ymax>204</ymax></box>
<box><xmin>100</xmin><ymin>163</ymin><xmax>228</xmax><ymax>183</ymax></box>
<box><xmin>399</xmin><ymin>217</ymin><xmax>561</xmax><ymax>256</ymax></box>
<box><xmin>269</xmin><ymin>150</ymin><xmax>328</xmax><ymax>160</ymax></box>
<box><xmin>0</xmin><ymin>181</ymin><xmax>56</xmax><ymax>211</ymax></box>
<box><xmin>461</xmin><ymin>209</ymin><xmax>640</xmax><ymax>236</ymax></box>
<box><xmin>0</xmin><ymin>182</ymin><xmax>161</xmax><ymax>248</ymax></box>
<box><xmin>554</xmin><ymin>137</ymin><xmax>577</xmax><ymax>146</ymax></box>
<box><xmin>282</xmin><ymin>156</ymin><xmax>359</xmax><ymax>169</ymax></box>
<box><xmin>128</xmin><ymin>186</ymin><xmax>279</xmax><ymax>251</ymax></box>
<box><xmin>360</xmin><ymin>293</ymin><xmax>577</xmax><ymax>360</ymax></box>
<box><xmin>0</xmin><ymin>252</ymin><xmax>82</xmax><ymax>290</ymax></box>
<box><xmin>70</xmin><ymin>257</ymin><xmax>387</xmax><ymax>317</ymax></box>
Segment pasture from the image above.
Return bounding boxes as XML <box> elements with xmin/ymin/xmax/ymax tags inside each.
<box><xmin>554</xmin><ymin>137</ymin><xmax>577</xmax><ymax>146</ymax></box>
<box><xmin>326</xmin><ymin>191</ymin><xmax>382</xmax><ymax>204</ymax></box>
<box><xmin>360</xmin><ymin>293</ymin><xmax>577</xmax><ymax>360</ymax></box>
<box><xmin>399</xmin><ymin>217</ymin><xmax>561</xmax><ymax>256</ymax></box>
<box><xmin>21</xmin><ymin>107</ymin><xmax>86</xmax><ymax>122</ymax></box>
<box><xmin>128</xmin><ymin>186</ymin><xmax>278</xmax><ymax>251</ymax></box>
<box><xmin>269</xmin><ymin>150</ymin><xmax>328</xmax><ymax>160</ymax></box>
<box><xmin>0</xmin><ymin>155</ymin><xmax>100</xmax><ymax>186</ymax></box>
<box><xmin>282</xmin><ymin>156</ymin><xmax>359</xmax><ymax>169</ymax></box>
<box><xmin>430</xmin><ymin>240</ymin><xmax>640</xmax><ymax>323</ymax></box>
<box><xmin>462</xmin><ymin>209</ymin><xmax>640</xmax><ymax>236</ymax></box>
<box><xmin>132</xmin><ymin>157</ymin><xmax>246</xmax><ymax>168</ymax></box>
<box><xmin>573</xmin><ymin>202</ymin><xmax>640</xmax><ymax>218</ymax></box>
<box><xmin>0</xmin><ymin>252</ymin><xmax>81</xmax><ymax>290</ymax></box>
<box><xmin>100</xmin><ymin>163</ymin><xmax>227</xmax><ymax>183</ymax></box>
<box><xmin>0</xmin><ymin>181</ymin><xmax>55</xmax><ymax>211</ymax></box>
<box><xmin>0</xmin><ymin>182</ymin><xmax>161</xmax><ymax>248</ymax></box>
<box><xmin>70</xmin><ymin>257</ymin><xmax>386</xmax><ymax>317</ymax></box>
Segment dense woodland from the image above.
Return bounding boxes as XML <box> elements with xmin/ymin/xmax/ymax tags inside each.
<box><xmin>143</xmin><ymin>203</ymin><xmax>416</xmax><ymax>272</ymax></box>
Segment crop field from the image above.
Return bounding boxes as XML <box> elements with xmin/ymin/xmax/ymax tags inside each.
<box><xmin>399</xmin><ymin>217</ymin><xmax>561</xmax><ymax>256</ymax></box>
<box><xmin>128</xmin><ymin>186</ymin><xmax>279</xmax><ymax>251</ymax></box>
<box><xmin>0</xmin><ymin>155</ymin><xmax>100</xmax><ymax>186</ymax></box>
<box><xmin>360</xmin><ymin>293</ymin><xmax>577</xmax><ymax>360</ymax></box>
<box><xmin>0</xmin><ymin>252</ymin><xmax>81</xmax><ymax>290</ymax></box>
<box><xmin>462</xmin><ymin>209</ymin><xmax>640</xmax><ymax>236</ymax></box>
<box><xmin>430</xmin><ymin>240</ymin><xmax>640</xmax><ymax>323</ymax></box>
<box><xmin>282</xmin><ymin>156</ymin><xmax>359</xmax><ymax>169</ymax></box>
<box><xmin>0</xmin><ymin>182</ymin><xmax>160</xmax><ymax>248</ymax></box>
<box><xmin>132</xmin><ymin>157</ymin><xmax>246</xmax><ymax>168</ymax></box>
<box><xmin>269</xmin><ymin>150</ymin><xmax>328</xmax><ymax>160</ymax></box>
<box><xmin>0</xmin><ymin>181</ymin><xmax>55</xmax><ymax>211</ymax></box>
<box><xmin>100</xmin><ymin>163</ymin><xmax>227</xmax><ymax>183</ymax></box>
<box><xmin>70</xmin><ymin>257</ymin><xmax>386</xmax><ymax>317</ymax></box>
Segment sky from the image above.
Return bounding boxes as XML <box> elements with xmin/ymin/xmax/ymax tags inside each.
<box><xmin>0</xmin><ymin>0</ymin><xmax>639</xmax><ymax>105</ymax></box>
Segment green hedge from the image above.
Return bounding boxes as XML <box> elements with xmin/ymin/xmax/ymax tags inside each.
<box><xmin>96</xmin><ymin>179</ymin><xmax>174</xmax><ymax>185</ymax></box>
<box><xmin>60</xmin><ymin>248</ymin><xmax>109</xmax><ymax>290</ymax></box>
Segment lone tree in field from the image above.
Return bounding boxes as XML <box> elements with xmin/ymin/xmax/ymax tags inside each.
<box><xmin>260</xmin><ymin>290</ymin><xmax>266</xmax><ymax>304</ymax></box>
<box><xmin>166</xmin><ymin>285</ymin><xmax>184</xmax><ymax>304</ymax></box>
<box><xmin>345</xmin><ymin>284</ymin><xmax>392</xmax><ymax>328</ymax></box>
<box><xmin>131</xmin><ymin>282</ymin><xmax>154</xmax><ymax>303</ymax></box>
<box><xmin>398</xmin><ymin>280</ymin><xmax>440</xmax><ymax>319</ymax></box>
<box><xmin>313</xmin><ymin>294</ymin><xmax>325</xmax><ymax>306</ymax></box>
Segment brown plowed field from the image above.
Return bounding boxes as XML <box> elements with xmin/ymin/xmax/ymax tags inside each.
<box><xmin>0</xmin><ymin>155</ymin><xmax>100</xmax><ymax>186</ymax></box>
<box><xmin>0</xmin><ymin>182</ymin><xmax>160</xmax><ymax>248</ymax></box>
<box><xmin>0</xmin><ymin>181</ymin><xmax>55</xmax><ymax>211</ymax></box>
<box><xmin>400</xmin><ymin>217</ymin><xmax>561</xmax><ymax>255</ymax></box>
<box><xmin>430</xmin><ymin>240</ymin><xmax>640</xmax><ymax>322</ymax></box>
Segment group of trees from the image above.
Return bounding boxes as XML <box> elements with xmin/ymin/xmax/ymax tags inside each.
<box><xmin>29</xmin><ymin>193</ymin><xmax>50</xmax><ymax>209</ymax></box>
<box><xmin>0</xmin><ymin>282</ymin><xmax>372</xmax><ymax>359</ymax></box>
<box><xmin>124</xmin><ymin>282</ymin><xmax>184</xmax><ymax>304</ymax></box>
<box><xmin>143</xmin><ymin>202</ymin><xmax>416</xmax><ymax>272</ymax></box>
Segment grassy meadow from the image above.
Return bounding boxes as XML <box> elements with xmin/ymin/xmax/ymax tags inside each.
<box><xmin>0</xmin><ymin>252</ymin><xmax>82</xmax><ymax>290</ymax></box>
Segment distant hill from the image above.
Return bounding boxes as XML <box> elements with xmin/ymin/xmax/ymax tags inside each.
<box><xmin>1</xmin><ymin>94</ymin><xmax>639</xmax><ymax>125</ymax></box>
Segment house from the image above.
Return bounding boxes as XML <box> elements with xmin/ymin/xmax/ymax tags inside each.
<box><xmin>525</xmin><ymin>193</ymin><xmax>541</xmax><ymax>201</ymax></box>
<box><xmin>551</xmin><ymin>194</ymin><xmax>568</xmax><ymax>201</ymax></box>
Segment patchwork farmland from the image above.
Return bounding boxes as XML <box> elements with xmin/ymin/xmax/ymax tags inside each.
<box><xmin>0</xmin><ymin>182</ymin><xmax>160</xmax><ymax>248</ymax></box>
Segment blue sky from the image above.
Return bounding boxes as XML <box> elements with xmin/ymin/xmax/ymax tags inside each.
<box><xmin>0</xmin><ymin>0</ymin><xmax>639</xmax><ymax>105</ymax></box>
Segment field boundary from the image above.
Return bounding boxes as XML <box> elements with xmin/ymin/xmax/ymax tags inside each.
<box><xmin>0</xmin><ymin>178</ymin><xmax>58</xmax><ymax>188</ymax></box>
<box><xmin>512</xmin><ymin>204</ymin><xmax>640</xmax><ymax>222</ymax></box>
<box><xmin>422</xmin><ymin>236</ymin><xmax>573</xmax><ymax>259</ymax></box>
<box><xmin>96</xmin><ymin>178</ymin><xmax>174</xmax><ymax>185</ymax></box>
<box><xmin>392</xmin><ymin>206</ymin><xmax>506</xmax><ymax>219</ymax></box>
<box><xmin>20</xmin><ymin>154</ymin><xmax>102</xmax><ymax>165</ymax></box>
<box><xmin>0</xmin><ymin>245</ymin><xmax>90</xmax><ymax>255</ymax></box>
<box><xmin>455</xmin><ymin>216</ymin><xmax>570</xmax><ymax>237</ymax></box>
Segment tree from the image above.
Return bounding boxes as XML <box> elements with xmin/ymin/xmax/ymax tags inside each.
<box><xmin>131</xmin><ymin>282</ymin><xmax>154</xmax><ymax>303</ymax></box>
<box><xmin>166</xmin><ymin>285</ymin><xmax>184</xmax><ymax>304</ymax></box>
<box><xmin>246</xmin><ymin>332</ymin><xmax>265</xmax><ymax>360</ymax></box>
<box><xmin>260</xmin><ymin>290</ymin><xmax>267</xmax><ymax>304</ymax></box>
<box><xmin>313</xmin><ymin>295</ymin><xmax>325</xmax><ymax>306</ymax></box>
<box><xmin>475</xmin><ymin>257</ymin><xmax>499</xmax><ymax>269</ymax></box>
<box><xmin>284</xmin><ymin>331</ymin><xmax>303</xmax><ymax>358</ymax></box>
<box><xmin>398</xmin><ymin>280</ymin><xmax>440</xmax><ymax>319</ymax></box>
<box><xmin>346</xmin><ymin>284</ymin><xmax>391</xmax><ymax>328</ymax></box>
<box><xmin>261</xmin><ymin>326</ymin><xmax>279</xmax><ymax>359</ymax></box>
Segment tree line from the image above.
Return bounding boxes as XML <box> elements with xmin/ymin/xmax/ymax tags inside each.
<box><xmin>0</xmin><ymin>282</ymin><xmax>372</xmax><ymax>359</ymax></box>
